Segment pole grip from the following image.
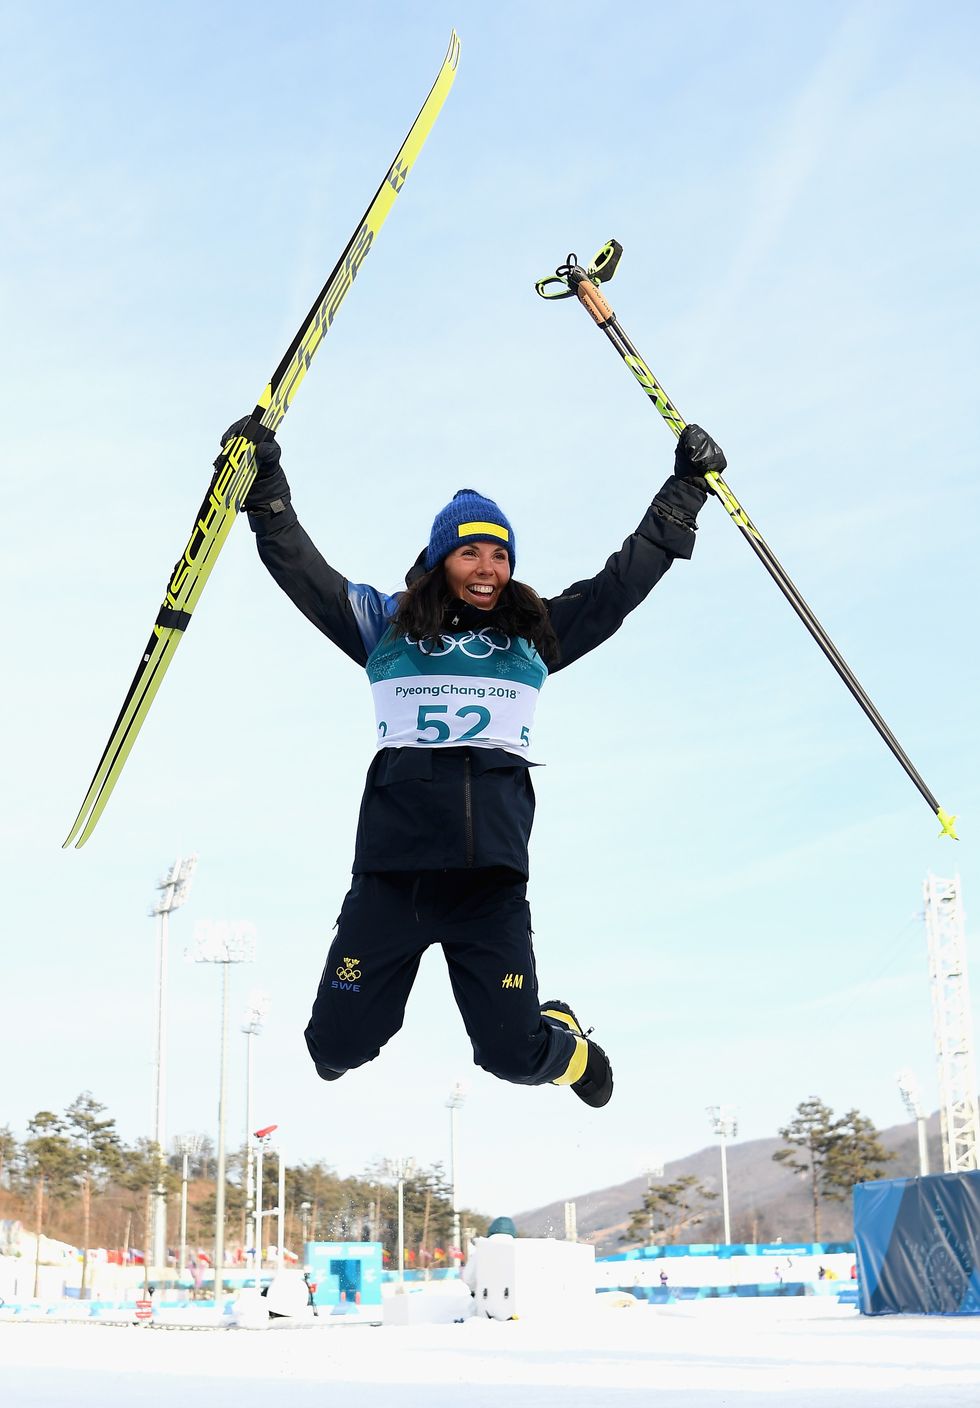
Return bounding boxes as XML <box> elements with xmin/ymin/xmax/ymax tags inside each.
<box><xmin>576</xmin><ymin>279</ymin><xmax>614</xmax><ymax>326</ymax></box>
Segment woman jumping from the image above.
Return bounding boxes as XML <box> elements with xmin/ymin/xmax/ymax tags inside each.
<box><xmin>235</xmin><ymin>420</ymin><xmax>725</xmax><ymax>1108</ymax></box>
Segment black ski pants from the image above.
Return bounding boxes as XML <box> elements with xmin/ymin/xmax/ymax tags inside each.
<box><xmin>304</xmin><ymin>867</ymin><xmax>578</xmax><ymax>1086</ymax></box>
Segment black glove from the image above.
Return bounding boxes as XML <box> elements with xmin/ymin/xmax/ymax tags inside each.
<box><xmin>221</xmin><ymin>417</ymin><xmax>290</xmax><ymax>513</ymax></box>
<box><xmin>674</xmin><ymin>424</ymin><xmax>726</xmax><ymax>490</ymax></box>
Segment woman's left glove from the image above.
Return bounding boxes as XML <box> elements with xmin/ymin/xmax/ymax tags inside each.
<box><xmin>674</xmin><ymin>424</ymin><xmax>726</xmax><ymax>491</ymax></box>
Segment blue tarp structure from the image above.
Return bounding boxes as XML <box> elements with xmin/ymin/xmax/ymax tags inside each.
<box><xmin>304</xmin><ymin>1240</ymin><xmax>382</xmax><ymax>1310</ymax></box>
<box><xmin>854</xmin><ymin>1169</ymin><xmax>980</xmax><ymax>1315</ymax></box>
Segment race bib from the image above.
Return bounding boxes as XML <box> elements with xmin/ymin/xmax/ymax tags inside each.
<box><xmin>366</xmin><ymin>628</ymin><xmax>548</xmax><ymax>758</ymax></box>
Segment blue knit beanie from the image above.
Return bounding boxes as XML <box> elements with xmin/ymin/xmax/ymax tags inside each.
<box><xmin>425</xmin><ymin>489</ymin><xmax>516</xmax><ymax>572</ymax></box>
<box><xmin>487</xmin><ymin>1216</ymin><xmax>517</xmax><ymax>1238</ymax></box>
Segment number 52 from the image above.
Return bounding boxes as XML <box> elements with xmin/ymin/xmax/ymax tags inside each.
<box><xmin>416</xmin><ymin>704</ymin><xmax>490</xmax><ymax>743</ymax></box>
<box><xmin>415</xmin><ymin>704</ymin><xmax>529</xmax><ymax>747</ymax></box>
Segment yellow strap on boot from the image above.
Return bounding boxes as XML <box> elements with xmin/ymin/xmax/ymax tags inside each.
<box><xmin>553</xmin><ymin>1035</ymin><xmax>589</xmax><ymax>1086</ymax></box>
<box><xmin>542</xmin><ymin>1007</ymin><xmax>582</xmax><ymax>1035</ymax></box>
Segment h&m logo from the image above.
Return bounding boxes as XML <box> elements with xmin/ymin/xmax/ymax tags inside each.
<box><xmin>501</xmin><ymin>973</ymin><xmax>524</xmax><ymax>990</ymax></box>
<box><xmin>332</xmin><ymin>956</ymin><xmax>362</xmax><ymax>992</ymax></box>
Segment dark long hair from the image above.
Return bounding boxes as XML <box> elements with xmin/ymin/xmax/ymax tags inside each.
<box><xmin>391</xmin><ymin>565</ymin><xmax>560</xmax><ymax>667</ymax></box>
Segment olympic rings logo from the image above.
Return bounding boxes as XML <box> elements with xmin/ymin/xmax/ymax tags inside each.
<box><xmin>406</xmin><ymin>629</ymin><xmax>511</xmax><ymax>659</ymax></box>
<box><xmin>336</xmin><ymin>957</ymin><xmax>362</xmax><ymax>981</ymax></box>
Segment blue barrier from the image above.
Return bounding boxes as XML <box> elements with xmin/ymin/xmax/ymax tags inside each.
<box><xmin>600</xmin><ymin>1240</ymin><xmax>854</xmax><ymax>1262</ymax></box>
<box><xmin>854</xmin><ymin>1170</ymin><xmax>980</xmax><ymax>1315</ymax></box>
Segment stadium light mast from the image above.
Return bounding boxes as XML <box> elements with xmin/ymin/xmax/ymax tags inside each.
<box><xmin>644</xmin><ymin>1158</ymin><xmax>665</xmax><ymax>1246</ymax></box>
<box><xmin>253</xmin><ymin>1124</ymin><xmax>278</xmax><ymax>1270</ymax></box>
<box><xmin>896</xmin><ymin>1070</ymin><xmax>929</xmax><ymax>1176</ymax></box>
<box><xmin>446</xmin><ymin>1081</ymin><xmax>468</xmax><ymax>1259</ymax></box>
<box><xmin>707</xmin><ymin>1106</ymin><xmax>738</xmax><ymax>1245</ymax></box>
<box><xmin>190</xmin><ymin>920</ymin><xmax>256</xmax><ymax>1300</ymax></box>
<box><xmin>241</xmin><ymin>991</ymin><xmax>270</xmax><ymax>1271</ymax></box>
<box><xmin>174</xmin><ymin>1131</ymin><xmax>204</xmax><ymax>1279</ymax></box>
<box><xmin>150</xmin><ymin>855</ymin><xmax>197</xmax><ymax>1273</ymax></box>
<box><xmin>276</xmin><ymin>1134</ymin><xmax>286</xmax><ymax>1272</ymax></box>
<box><xmin>924</xmin><ymin>874</ymin><xmax>979</xmax><ymax>1172</ymax></box>
<box><xmin>384</xmin><ymin>1157</ymin><xmax>416</xmax><ymax>1284</ymax></box>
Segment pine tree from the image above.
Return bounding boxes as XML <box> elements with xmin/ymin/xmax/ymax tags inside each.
<box><xmin>624</xmin><ymin>1174</ymin><xmax>718</xmax><ymax>1246</ymax></box>
<box><xmin>773</xmin><ymin>1097</ymin><xmax>836</xmax><ymax>1241</ymax></box>
<box><xmin>774</xmin><ymin>1096</ymin><xmax>894</xmax><ymax>1240</ymax></box>
<box><xmin>0</xmin><ymin>1124</ymin><xmax>16</xmax><ymax>1188</ymax></box>
<box><xmin>285</xmin><ymin>1161</ymin><xmax>362</xmax><ymax>1244</ymax></box>
<box><xmin>822</xmin><ymin>1108</ymin><xmax>895</xmax><ymax>1201</ymax></box>
<box><xmin>118</xmin><ymin>1138</ymin><xmax>179</xmax><ymax>1272</ymax></box>
<box><xmin>22</xmin><ymin>1111</ymin><xmax>76</xmax><ymax>1297</ymax></box>
<box><xmin>64</xmin><ymin>1092</ymin><xmax>122</xmax><ymax>1295</ymax></box>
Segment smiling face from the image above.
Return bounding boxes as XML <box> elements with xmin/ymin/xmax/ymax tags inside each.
<box><xmin>443</xmin><ymin>541</ymin><xmax>512</xmax><ymax>611</ymax></box>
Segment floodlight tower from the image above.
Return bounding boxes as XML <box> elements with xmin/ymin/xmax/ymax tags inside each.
<box><xmin>384</xmin><ymin>1157</ymin><xmax>416</xmax><ymax>1284</ymax></box>
<box><xmin>191</xmin><ymin>920</ymin><xmax>256</xmax><ymax>1298</ymax></box>
<box><xmin>446</xmin><ymin>1081</ymin><xmax>468</xmax><ymax>1258</ymax></box>
<box><xmin>924</xmin><ymin>874</ymin><xmax>979</xmax><ymax>1172</ymax></box>
<box><xmin>150</xmin><ymin>855</ymin><xmax>197</xmax><ymax>1272</ymax></box>
<box><xmin>896</xmin><ymin>1070</ymin><xmax>929</xmax><ymax>1176</ymax></box>
<box><xmin>174</xmin><ymin>1132</ymin><xmax>204</xmax><ymax>1278</ymax></box>
<box><xmin>707</xmin><ymin>1106</ymin><xmax>738</xmax><ymax>1245</ymax></box>
<box><xmin>241</xmin><ymin>992</ymin><xmax>270</xmax><ymax>1269</ymax></box>
<box><xmin>253</xmin><ymin>1124</ymin><xmax>278</xmax><ymax>1270</ymax></box>
<box><xmin>644</xmin><ymin>1158</ymin><xmax>665</xmax><ymax>1245</ymax></box>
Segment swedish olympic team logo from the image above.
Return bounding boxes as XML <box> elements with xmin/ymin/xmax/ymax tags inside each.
<box><xmin>336</xmin><ymin>956</ymin><xmax>362</xmax><ymax>981</ymax></box>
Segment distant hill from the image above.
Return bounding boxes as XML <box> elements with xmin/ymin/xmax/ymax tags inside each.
<box><xmin>514</xmin><ymin>1114</ymin><xmax>943</xmax><ymax>1256</ymax></box>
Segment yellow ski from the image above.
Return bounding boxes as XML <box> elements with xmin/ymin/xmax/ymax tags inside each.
<box><xmin>65</xmin><ymin>30</ymin><xmax>461</xmax><ymax>848</ymax></box>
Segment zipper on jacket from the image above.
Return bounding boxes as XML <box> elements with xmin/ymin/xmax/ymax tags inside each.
<box><xmin>463</xmin><ymin>753</ymin><xmax>474</xmax><ymax>867</ymax></box>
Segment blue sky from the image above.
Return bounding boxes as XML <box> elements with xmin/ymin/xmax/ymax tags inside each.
<box><xmin>2</xmin><ymin>0</ymin><xmax>978</xmax><ymax>1224</ymax></box>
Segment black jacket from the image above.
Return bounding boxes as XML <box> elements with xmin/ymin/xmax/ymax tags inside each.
<box><xmin>249</xmin><ymin>476</ymin><xmax>706</xmax><ymax>876</ymax></box>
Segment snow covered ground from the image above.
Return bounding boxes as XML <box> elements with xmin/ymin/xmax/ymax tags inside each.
<box><xmin>2</xmin><ymin>1301</ymin><xmax>979</xmax><ymax>1407</ymax></box>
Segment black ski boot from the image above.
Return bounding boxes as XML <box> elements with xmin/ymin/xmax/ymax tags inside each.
<box><xmin>540</xmin><ymin>999</ymin><xmax>584</xmax><ymax>1035</ymax></box>
<box><xmin>540</xmin><ymin>1000</ymin><xmax>614</xmax><ymax>1108</ymax></box>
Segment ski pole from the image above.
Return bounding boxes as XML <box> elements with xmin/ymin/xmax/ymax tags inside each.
<box><xmin>535</xmin><ymin>241</ymin><xmax>957</xmax><ymax>840</ymax></box>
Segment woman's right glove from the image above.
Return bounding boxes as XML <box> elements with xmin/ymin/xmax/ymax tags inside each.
<box><xmin>673</xmin><ymin>424</ymin><xmax>726</xmax><ymax>491</ymax></box>
<box><xmin>220</xmin><ymin>417</ymin><xmax>291</xmax><ymax>513</ymax></box>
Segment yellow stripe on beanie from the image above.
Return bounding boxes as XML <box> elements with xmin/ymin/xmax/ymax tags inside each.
<box><xmin>457</xmin><ymin>520</ymin><xmax>509</xmax><ymax>542</ymax></box>
<box><xmin>426</xmin><ymin>490</ymin><xmax>516</xmax><ymax>570</ymax></box>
